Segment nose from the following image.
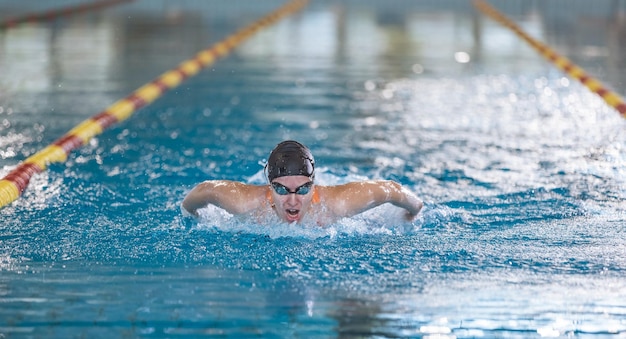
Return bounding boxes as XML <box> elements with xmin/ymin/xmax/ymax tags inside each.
<box><xmin>286</xmin><ymin>193</ymin><xmax>298</xmax><ymax>204</ymax></box>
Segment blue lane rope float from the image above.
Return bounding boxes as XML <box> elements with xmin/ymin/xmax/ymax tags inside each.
<box><xmin>0</xmin><ymin>0</ymin><xmax>309</xmax><ymax>209</ymax></box>
<box><xmin>473</xmin><ymin>0</ymin><xmax>626</xmax><ymax>118</ymax></box>
<box><xmin>0</xmin><ymin>0</ymin><xmax>136</xmax><ymax>30</ymax></box>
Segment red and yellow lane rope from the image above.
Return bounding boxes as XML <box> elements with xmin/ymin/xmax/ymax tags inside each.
<box><xmin>473</xmin><ymin>0</ymin><xmax>626</xmax><ymax>117</ymax></box>
<box><xmin>0</xmin><ymin>0</ymin><xmax>135</xmax><ymax>30</ymax></box>
<box><xmin>0</xmin><ymin>0</ymin><xmax>308</xmax><ymax>208</ymax></box>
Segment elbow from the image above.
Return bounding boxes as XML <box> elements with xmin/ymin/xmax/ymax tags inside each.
<box><xmin>415</xmin><ymin>199</ymin><xmax>424</xmax><ymax>214</ymax></box>
<box><xmin>394</xmin><ymin>181</ymin><xmax>423</xmax><ymax>215</ymax></box>
<box><xmin>181</xmin><ymin>182</ymin><xmax>211</xmax><ymax>217</ymax></box>
<box><xmin>181</xmin><ymin>198</ymin><xmax>199</xmax><ymax>217</ymax></box>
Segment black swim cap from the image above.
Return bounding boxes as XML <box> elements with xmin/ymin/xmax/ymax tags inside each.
<box><xmin>265</xmin><ymin>140</ymin><xmax>315</xmax><ymax>182</ymax></box>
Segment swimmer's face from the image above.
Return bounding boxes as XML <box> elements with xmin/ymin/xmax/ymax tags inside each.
<box><xmin>270</xmin><ymin>175</ymin><xmax>314</xmax><ymax>223</ymax></box>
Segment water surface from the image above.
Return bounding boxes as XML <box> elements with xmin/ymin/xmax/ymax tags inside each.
<box><xmin>1</xmin><ymin>0</ymin><xmax>626</xmax><ymax>337</ymax></box>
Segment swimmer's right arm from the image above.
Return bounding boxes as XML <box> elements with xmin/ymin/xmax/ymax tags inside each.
<box><xmin>182</xmin><ymin>180</ymin><xmax>263</xmax><ymax>217</ymax></box>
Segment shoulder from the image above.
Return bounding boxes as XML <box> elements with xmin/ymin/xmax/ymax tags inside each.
<box><xmin>314</xmin><ymin>180</ymin><xmax>407</xmax><ymax>217</ymax></box>
<box><xmin>317</xmin><ymin>180</ymin><xmax>396</xmax><ymax>195</ymax></box>
<box><xmin>315</xmin><ymin>183</ymin><xmax>365</xmax><ymax>215</ymax></box>
<box><xmin>198</xmin><ymin>180</ymin><xmax>265</xmax><ymax>192</ymax></box>
<box><xmin>315</xmin><ymin>182</ymin><xmax>366</xmax><ymax>198</ymax></box>
<box><xmin>198</xmin><ymin>180</ymin><xmax>269</xmax><ymax>214</ymax></box>
<box><xmin>216</xmin><ymin>181</ymin><xmax>268</xmax><ymax>200</ymax></box>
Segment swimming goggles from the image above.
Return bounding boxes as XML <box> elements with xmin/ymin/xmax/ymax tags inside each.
<box><xmin>271</xmin><ymin>182</ymin><xmax>313</xmax><ymax>195</ymax></box>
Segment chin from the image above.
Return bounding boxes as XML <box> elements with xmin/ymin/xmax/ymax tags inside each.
<box><xmin>284</xmin><ymin>215</ymin><xmax>301</xmax><ymax>223</ymax></box>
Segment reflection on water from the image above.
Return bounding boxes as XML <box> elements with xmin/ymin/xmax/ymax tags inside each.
<box><xmin>1</xmin><ymin>26</ymin><xmax>51</xmax><ymax>92</ymax></box>
<box><xmin>1</xmin><ymin>1</ymin><xmax>624</xmax><ymax>100</ymax></box>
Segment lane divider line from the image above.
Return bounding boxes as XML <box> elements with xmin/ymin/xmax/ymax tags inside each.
<box><xmin>0</xmin><ymin>0</ymin><xmax>135</xmax><ymax>30</ymax></box>
<box><xmin>0</xmin><ymin>0</ymin><xmax>309</xmax><ymax>209</ymax></box>
<box><xmin>473</xmin><ymin>0</ymin><xmax>626</xmax><ymax>117</ymax></box>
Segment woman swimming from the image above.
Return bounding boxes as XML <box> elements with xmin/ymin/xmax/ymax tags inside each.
<box><xmin>182</xmin><ymin>140</ymin><xmax>423</xmax><ymax>225</ymax></box>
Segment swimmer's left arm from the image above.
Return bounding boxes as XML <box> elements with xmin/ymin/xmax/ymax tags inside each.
<box><xmin>329</xmin><ymin>180</ymin><xmax>423</xmax><ymax>220</ymax></box>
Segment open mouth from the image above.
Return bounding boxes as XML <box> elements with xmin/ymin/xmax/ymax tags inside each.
<box><xmin>285</xmin><ymin>209</ymin><xmax>300</xmax><ymax>221</ymax></box>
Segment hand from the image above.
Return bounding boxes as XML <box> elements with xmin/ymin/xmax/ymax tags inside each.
<box><xmin>404</xmin><ymin>210</ymin><xmax>418</xmax><ymax>221</ymax></box>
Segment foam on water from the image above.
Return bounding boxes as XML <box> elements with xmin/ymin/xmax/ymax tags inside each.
<box><xmin>191</xmin><ymin>170</ymin><xmax>421</xmax><ymax>240</ymax></box>
<box><xmin>194</xmin><ymin>204</ymin><xmax>420</xmax><ymax>240</ymax></box>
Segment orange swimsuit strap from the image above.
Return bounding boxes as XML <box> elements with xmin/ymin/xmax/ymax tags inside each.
<box><xmin>266</xmin><ymin>186</ymin><xmax>320</xmax><ymax>205</ymax></box>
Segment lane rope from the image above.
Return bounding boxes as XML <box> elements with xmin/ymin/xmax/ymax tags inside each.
<box><xmin>0</xmin><ymin>0</ymin><xmax>309</xmax><ymax>209</ymax></box>
<box><xmin>473</xmin><ymin>0</ymin><xmax>626</xmax><ymax>118</ymax></box>
<box><xmin>0</xmin><ymin>0</ymin><xmax>135</xmax><ymax>30</ymax></box>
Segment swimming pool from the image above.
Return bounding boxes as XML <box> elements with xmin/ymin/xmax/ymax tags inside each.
<box><xmin>1</xmin><ymin>0</ymin><xmax>626</xmax><ymax>337</ymax></box>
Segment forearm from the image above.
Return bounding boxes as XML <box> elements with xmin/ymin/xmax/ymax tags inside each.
<box><xmin>398</xmin><ymin>189</ymin><xmax>423</xmax><ymax>217</ymax></box>
<box><xmin>388</xmin><ymin>181</ymin><xmax>423</xmax><ymax>216</ymax></box>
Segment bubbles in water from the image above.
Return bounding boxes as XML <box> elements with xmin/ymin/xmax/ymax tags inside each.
<box><xmin>411</xmin><ymin>63</ymin><xmax>424</xmax><ymax>74</ymax></box>
<box><xmin>454</xmin><ymin>51</ymin><xmax>471</xmax><ymax>63</ymax></box>
<box><xmin>194</xmin><ymin>203</ymin><xmax>420</xmax><ymax>240</ymax></box>
<box><xmin>192</xmin><ymin>172</ymin><xmax>423</xmax><ymax>240</ymax></box>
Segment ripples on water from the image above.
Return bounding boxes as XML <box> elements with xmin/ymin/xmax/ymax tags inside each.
<box><xmin>1</xmin><ymin>2</ymin><xmax>626</xmax><ymax>337</ymax></box>
<box><xmin>3</xmin><ymin>69</ymin><xmax>626</xmax><ymax>337</ymax></box>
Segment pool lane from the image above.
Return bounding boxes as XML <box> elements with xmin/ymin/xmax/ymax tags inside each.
<box><xmin>0</xmin><ymin>0</ymin><xmax>135</xmax><ymax>30</ymax></box>
<box><xmin>474</xmin><ymin>0</ymin><xmax>626</xmax><ymax>117</ymax></box>
<box><xmin>0</xmin><ymin>0</ymin><xmax>309</xmax><ymax>209</ymax></box>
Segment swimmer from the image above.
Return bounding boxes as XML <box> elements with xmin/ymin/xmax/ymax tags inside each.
<box><xmin>182</xmin><ymin>140</ymin><xmax>423</xmax><ymax>225</ymax></box>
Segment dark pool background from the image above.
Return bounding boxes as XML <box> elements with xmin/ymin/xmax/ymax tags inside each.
<box><xmin>1</xmin><ymin>0</ymin><xmax>626</xmax><ymax>337</ymax></box>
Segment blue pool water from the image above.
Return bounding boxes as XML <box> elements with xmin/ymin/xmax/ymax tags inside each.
<box><xmin>1</xmin><ymin>0</ymin><xmax>626</xmax><ymax>337</ymax></box>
